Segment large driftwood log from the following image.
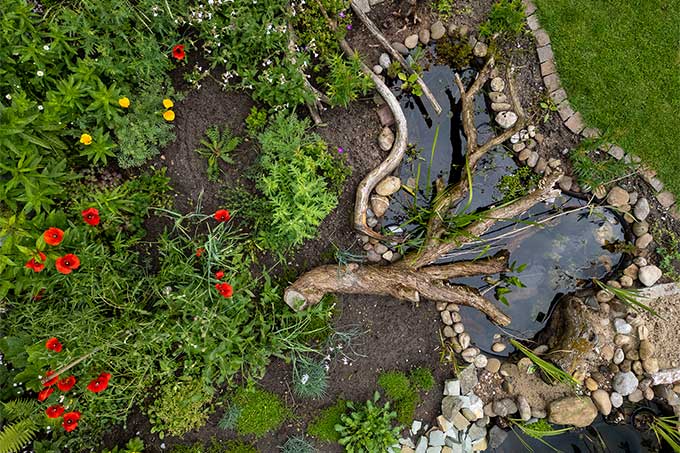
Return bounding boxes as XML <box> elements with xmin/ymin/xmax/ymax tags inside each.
<box><xmin>285</xmin><ymin>3</ymin><xmax>562</xmax><ymax>326</ymax></box>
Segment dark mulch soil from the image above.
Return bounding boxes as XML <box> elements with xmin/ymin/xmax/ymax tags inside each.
<box><xmin>108</xmin><ymin>0</ymin><xmax>677</xmax><ymax>451</ymax></box>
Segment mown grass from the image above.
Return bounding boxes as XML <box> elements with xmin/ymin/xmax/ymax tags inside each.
<box><xmin>534</xmin><ymin>0</ymin><xmax>680</xmax><ymax>195</ymax></box>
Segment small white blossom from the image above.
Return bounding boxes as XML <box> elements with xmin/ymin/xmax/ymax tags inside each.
<box><xmin>5</xmin><ymin>94</ymin><xmax>11</xmax><ymax>100</ymax></box>
<box><xmin>300</xmin><ymin>374</ymin><xmax>309</xmax><ymax>385</ymax></box>
<box><xmin>43</xmin><ymin>45</ymin><xmax>50</xmax><ymax>51</ymax></box>
<box><xmin>37</xmin><ymin>70</ymin><xmax>44</xmax><ymax>77</ymax></box>
<box><xmin>37</xmin><ymin>105</ymin><xmax>43</xmax><ymax>110</ymax></box>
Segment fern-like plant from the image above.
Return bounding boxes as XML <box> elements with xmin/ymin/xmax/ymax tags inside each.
<box><xmin>0</xmin><ymin>399</ymin><xmax>41</xmax><ymax>453</ymax></box>
<box><xmin>195</xmin><ymin>125</ymin><xmax>242</xmax><ymax>182</ymax></box>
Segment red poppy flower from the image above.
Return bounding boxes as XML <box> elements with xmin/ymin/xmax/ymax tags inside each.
<box><xmin>62</xmin><ymin>411</ymin><xmax>81</xmax><ymax>432</ymax></box>
<box><xmin>81</xmin><ymin>207</ymin><xmax>100</xmax><ymax>226</ymax></box>
<box><xmin>55</xmin><ymin>254</ymin><xmax>80</xmax><ymax>275</ymax></box>
<box><xmin>44</xmin><ymin>227</ymin><xmax>64</xmax><ymax>246</ymax></box>
<box><xmin>43</xmin><ymin>370</ymin><xmax>58</xmax><ymax>387</ymax></box>
<box><xmin>86</xmin><ymin>372</ymin><xmax>111</xmax><ymax>393</ymax></box>
<box><xmin>57</xmin><ymin>375</ymin><xmax>76</xmax><ymax>392</ymax></box>
<box><xmin>215</xmin><ymin>270</ymin><xmax>225</xmax><ymax>280</ymax></box>
<box><xmin>172</xmin><ymin>44</ymin><xmax>185</xmax><ymax>60</ymax></box>
<box><xmin>25</xmin><ymin>251</ymin><xmax>47</xmax><ymax>272</ymax></box>
<box><xmin>46</xmin><ymin>405</ymin><xmax>65</xmax><ymax>418</ymax></box>
<box><xmin>215</xmin><ymin>282</ymin><xmax>233</xmax><ymax>298</ymax></box>
<box><xmin>195</xmin><ymin>247</ymin><xmax>205</xmax><ymax>257</ymax></box>
<box><xmin>45</xmin><ymin>337</ymin><xmax>63</xmax><ymax>352</ymax></box>
<box><xmin>37</xmin><ymin>387</ymin><xmax>54</xmax><ymax>402</ymax></box>
<box><xmin>213</xmin><ymin>209</ymin><xmax>230</xmax><ymax>222</ymax></box>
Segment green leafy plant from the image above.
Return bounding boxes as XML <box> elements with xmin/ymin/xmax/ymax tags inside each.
<box><xmin>245</xmin><ymin>106</ymin><xmax>268</xmax><ymax>137</ymax></box>
<box><xmin>539</xmin><ymin>96</ymin><xmax>559</xmax><ymax>123</ymax></box>
<box><xmin>0</xmin><ymin>399</ymin><xmax>43</xmax><ymax>453</ymax></box>
<box><xmin>492</xmin><ymin>261</ymin><xmax>528</xmax><ymax>305</ymax></box>
<box><xmin>654</xmin><ymin>226</ymin><xmax>680</xmax><ymax>281</ymax></box>
<box><xmin>308</xmin><ymin>399</ymin><xmax>348</xmax><ymax>442</ymax></box>
<box><xmin>386</xmin><ymin>61</ymin><xmax>401</xmax><ymax>79</ymax></box>
<box><xmin>324</xmin><ymin>53</ymin><xmax>373</xmax><ymax>107</ymax></box>
<box><xmin>496</xmin><ymin>166</ymin><xmax>541</xmax><ymax>203</ymax></box>
<box><xmin>397</xmin><ymin>72</ymin><xmax>423</xmax><ymax>97</ymax></box>
<box><xmin>510</xmin><ymin>418</ymin><xmax>572</xmax><ymax>452</ymax></box>
<box><xmin>231</xmin><ymin>387</ymin><xmax>290</xmax><ymax>437</ymax></box>
<box><xmin>280</xmin><ymin>436</ymin><xmax>317</xmax><ymax>453</ymax></box>
<box><xmin>170</xmin><ymin>439</ymin><xmax>258</xmax><ymax>453</ymax></box>
<box><xmin>148</xmin><ymin>378</ymin><xmax>214</xmax><ymax>439</ymax></box>
<box><xmin>435</xmin><ymin>39</ymin><xmax>473</xmax><ymax>69</ymax></box>
<box><xmin>195</xmin><ymin>125</ymin><xmax>242</xmax><ymax>182</ymax></box>
<box><xmin>102</xmin><ymin>438</ymin><xmax>145</xmax><ymax>453</ymax></box>
<box><xmin>650</xmin><ymin>416</ymin><xmax>680</xmax><ymax>452</ymax></box>
<box><xmin>293</xmin><ymin>358</ymin><xmax>328</xmax><ymax>399</ymax></box>
<box><xmin>510</xmin><ymin>339</ymin><xmax>578</xmax><ymax>387</ymax></box>
<box><xmin>335</xmin><ymin>392</ymin><xmax>401</xmax><ymax>452</ymax></box>
<box><xmin>593</xmin><ymin>279</ymin><xmax>657</xmax><ymax>316</ymax></box>
<box><xmin>480</xmin><ymin>0</ymin><xmax>526</xmax><ymax>38</ymax></box>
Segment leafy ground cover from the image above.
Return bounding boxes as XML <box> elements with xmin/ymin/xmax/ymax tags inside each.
<box><xmin>534</xmin><ymin>0</ymin><xmax>680</xmax><ymax>195</ymax></box>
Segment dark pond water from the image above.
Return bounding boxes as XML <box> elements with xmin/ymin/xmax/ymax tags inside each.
<box><xmin>383</xmin><ymin>64</ymin><xmax>626</xmax><ymax>350</ymax></box>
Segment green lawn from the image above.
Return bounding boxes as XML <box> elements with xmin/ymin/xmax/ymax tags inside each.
<box><xmin>534</xmin><ymin>0</ymin><xmax>680</xmax><ymax>195</ymax></box>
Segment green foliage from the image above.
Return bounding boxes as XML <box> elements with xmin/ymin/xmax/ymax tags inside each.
<box><xmin>195</xmin><ymin>125</ymin><xmax>242</xmax><ymax>182</ymax></box>
<box><xmin>148</xmin><ymin>378</ymin><xmax>214</xmax><ymax>438</ymax></box>
<box><xmin>241</xmin><ymin>112</ymin><xmax>349</xmax><ymax>250</ymax></box>
<box><xmin>651</xmin><ymin>416</ymin><xmax>680</xmax><ymax>453</ymax></box>
<box><xmin>218</xmin><ymin>405</ymin><xmax>242</xmax><ymax>431</ymax></box>
<box><xmin>308</xmin><ymin>399</ymin><xmax>348</xmax><ymax>442</ymax></box>
<box><xmin>480</xmin><ymin>0</ymin><xmax>526</xmax><ymax>38</ymax></box>
<box><xmin>397</xmin><ymin>72</ymin><xmax>423</xmax><ymax>97</ymax></box>
<box><xmin>386</xmin><ymin>61</ymin><xmax>401</xmax><ymax>79</ymax></box>
<box><xmin>293</xmin><ymin>358</ymin><xmax>328</xmax><ymax>400</ymax></box>
<box><xmin>510</xmin><ymin>339</ymin><xmax>578</xmax><ymax>387</ymax></box>
<box><xmin>102</xmin><ymin>438</ymin><xmax>145</xmax><ymax>453</ymax></box>
<box><xmin>245</xmin><ymin>106</ymin><xmax>268</xmax><ymax>138</ymax></box>
<box><xmin>496</xmin><ymin>165</ymin><xmax>541</xmax><ymax>203</ymax></box>
<box><xmin>280</xmin><ymin>437</ymin><xmax>317</xmax><ymax>453</ymax></box>
<box><xmin>570</xmin><ymin>140</ymin><xmax>634</xmax><ymax>191</ymax></box>
<box><xmin>0</xmin><ymin>419</ymin><xmax>40</xmax><ymax>453</ymax></box>
<box><xmin>378</xmin><ymin>371</ymin><xmax>412</xmax><ymax>401</ymax></box>
<box><xmin>335</xmin><ymin>392</ymin><xmax>401</xmax><ymax>453</ymax></box>
<box><xmin>323</xmin><ymin>53</ymin><xmax>373</xmax><ymax>107</ymax></box>
<box><xmin>230</xmin><ymin>387</ymin><xmax>290</xmax><ymax>437</ymax></box>
<box><xmin>435</xmin><ymin>39</ymin><xmax>473</xmax><ymax>69</ymax></box>
<box><xmin>170</xmin><ymin>439</ymin><xmax>258</xmax><ymax>453</ymax></box>
<box><xmin>593</xmin><ymin>280</ymin><xmax>656</xmax><ymax>316</ymax></box>
<box><xmin>510</xmin><ymin>418</ymin><xmax>572</xmax><ymax>452</ymax></box>
<box><xmin>654</xmin><ymin>226</ymin><xmax>680</xmax><ymax>282</ymax></box>
<box><xmin>539</xmin><ymin>96</ymin><xmax>559</xmax><ymax>123</ymax></box>
<box><xmin>409</xmin><ymin>367</ymin><xmax>435</xmax><ymax>392</ymax></box>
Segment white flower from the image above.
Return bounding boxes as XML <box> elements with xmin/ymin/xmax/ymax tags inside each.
<box><xmin>300</xmin><ymin>373</ymin><xmax>309</xmax><ymax>385</ymax></box>
<box><xmin>43</xmin><ymin>45</ymin><xmax>50</xmax><ymax>51</ymax></box>
<box><xmin>38</xmin><ymin>105</ymin><xmax>43</xmax><ymax>110</ymax></box>
<box><xmin>37</xmin><ymin>70</ymin><xmax>44</xmax><ymax>77</ymax></box>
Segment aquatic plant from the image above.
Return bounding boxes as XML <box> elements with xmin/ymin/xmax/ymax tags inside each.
<box><xmin>593</xmin><ymin>280</ymin><xmax>657</xmax><ymax>316</ymax></box>
<box><xmin>650</xmin><ymin>415</ymin><xmax>680</xmax><ymax>452</ymax></box>
<box><xmin>509</xmin><ymin>339</ymin><xmax>578</xmax><ymax>387</ymax></box>
<box><xmin>510</xmin><ymin>418</ymin><xmax>572</xmax><ymax>452</ymax></box>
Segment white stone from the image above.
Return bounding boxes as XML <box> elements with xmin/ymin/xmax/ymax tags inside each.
<box><xmin>495</xmin><ymin>111</ymin><xmax>518</xmax><ymax>129</ymax></box>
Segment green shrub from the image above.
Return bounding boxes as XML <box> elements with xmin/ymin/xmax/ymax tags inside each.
<box><xmin>280</xmin><ymin>436</ymin><xmax>317</xmax><ymax>453</ymax></box>
<box><xmin>148</xmin><ymin>379</ymin><xmax>214</xmax><ymax>439</ymax></box>
<box><xmin>480</xmin><ymin>0</ymin><xmax>526</xmax><ymax>37</ymax></box>
<box><xmin>293</xmin><ymin>358</ymin><xmax>328</xmax><ymax>400</ymax></box>
<box><xmin>409</xmin><ymin>367</ymin><xmax>435</xmax><ymax>391</ymax></box>
<box><xmin>245</xmin><ymin>106</ymin><xmax>268</xmax><ymax>137</ymax></box>
<box><xmin>231</xmin><ymin>387</ymin><xmax>290</xmax><ymax>437</ymax></box>
<box><xmin>335</xmin><ymin>392</ymin><xmax>402</xmax><ymax>453</ymax></box>
<box><xmin>308</xmin><ymin>399</ymin><xmax>348</xmax><ymax>442</ymax></box>
<box><xmin>378</xmin><ymin>371</ymin><xmax>412</xmax><ymax>401</ymax></box>
<box><xmin>244</xmin><ymin>112</ymin><xmax>349</xmax><ymax>250</ymax></box>
<box><xmin>323</xmin><ymin>53</ymin><xmax>373</xmax><ymax>107</ymax></box>
<box><xmin>496</xmin><ymin>165</ymin><xmax>541</xmax><ymax>203</ymax></box>
<box><xmin>102</xmin><ymin>437</ymin><xmax>145</xmax><ymax>453</ymax></box>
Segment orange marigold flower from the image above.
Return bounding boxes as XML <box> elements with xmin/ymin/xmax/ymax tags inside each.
<box><xmin>118</xmin><ymin>97</ymin><xmax>130</xmax><ymax>108</ymax></box>
<box><xmin>163</xmin><ymin>110</ymin><xmax>175</xmax><ymax>121</ymax></box>
<box><xmin>162</xmin><ymin>98</ymin><xmax>174</xmax><ymax>109</ymax></box>
<box><xmin>79</xmin><ymin>134</ymin><xmax>92</xmax><ymax>145</ymax></box>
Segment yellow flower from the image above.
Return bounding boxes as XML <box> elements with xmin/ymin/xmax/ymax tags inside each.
<box><xmin>163</xmin><ymin>110</ymin><xmax>175</xmax><ymax>121</ymax></box>
<box><xmin>118</xmin><ymin>97</ymin><xmax>130</xmax><ymax>108</ymax></box>
<box><xmin>162</xmin><ymin>98</ymin><xmax>174</xmax><ymax>109</ymax></box>
<box><xmin>80</xmin><ymin>133</ymin><xmax>93</xmax><ymax>145</ymax></box>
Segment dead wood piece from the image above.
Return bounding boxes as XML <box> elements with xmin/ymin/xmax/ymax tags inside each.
<box><xmin>350</xmin><ymin>2</ymin><xmax>442</xmax><ymax>115</ymax></box>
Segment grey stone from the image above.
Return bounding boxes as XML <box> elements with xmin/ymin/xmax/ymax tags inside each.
<box><xmin>462</xmin><ymin>347</ymin><xmax>478</xmax><ymax>363</ymax></box>
<box><xmin>633</xmin><ymin>198</ymin><xmax>650</xmax><ymax>221</ymax></box>
<box><xmin>442</xmin><ymin>395</ymin><xmax>469</xmax><ymax>419</ymax></box>
<box><xmin>489</xmin><ymin>92</ymin><xmax>507</xmax><ymax>103</ymax></box>
<box><xmin>607</xmin><ymin>186</ymin><xmax>629</xmax><ymax>206</ymax></box>
<box><xmin>635</xmin><ymin>233</ymin><xmax>653</xmax><ymax>249</ymax></box>
<box><xmin>565</xmin><ymin>112</ymin><xmax>586</xmax><ymax>134</ymax></box>
<box><xmin>411</xmin><ymin>420</ymin><xmax>423</xmax><ymax>435</ymax></box>
<box><xmin>548</xmin><ymin>396</ymin><xmax>598</xmax><ymax>427</ymax></box>
<box><xmin>657</xmin><ymin>190</ymin><xmax>676</xmax><ymax>208</ymax></box>
<box><xmin>374</xmin><ymin>243</ymin><xmax>388</xmax><ymax>255</ymax></box>
<box><xmin>444</xmin><ymin>379</ymin><xmax>461</xmax><ymax>396</ymax></box>
<box><xmin>404</xmin><ymin>34</ymin><xmax>419</xmax><ymax>49</ymax></box>
<box><xmin>459</xmin><ymin>365</ymin><xmax>478</xmax><ymax>394</ymax></box>
<box><xmin>489</xmin><ymin>425</ymin><xmax>508</xmax><ymax>449</ymax></box>
<box><xmin>430</xmin><ymin>21</ymin><xmax>446</xmax><ymax>40</ymax></box>
<box><xmin>559</xmin><ymin>175</ymin><xmax>573</xmax><ymax>192</ymax></box>
<box><xmin>492</xmin><ymin>398</ymin><xmax>518</xmax><ymax>417</ymax></box>
<box><xmin>379</xmin><ymin>53</ymin><xmax>391</xmax><ymax>69</ymax></box>
<box><xmin>458</xmin><ymin>332</ymin><xmax>471</xmax><ymax>350</ymax></box>
<box><xmin>610</xmin><ymin>392</ymin><xmax>623</xmax><ymax>408</ymax></box>
<box><xmin>375</xmin><ymin>176</ymin><xmax>401</xmax><ymax>196</ymax></box>
<box><xmin>614</xmin><ymin>348</ymin><xmax>625</xmax><ymax>366</ymax></box>
<box><xmin>473</xmin><ymin>41</ymin><xmax>488</xmax><ymax>58</ymax></box>
<box><xmin>490</xmin><ymin>77</ymin><xmax>505</xmax><ymax>92</ymax></box>
<box><xmin>629</xmin><ymin>389</ymin><xmax>644</xmax><ymax>403</ymax></box>
<box><xmin>613</xmin><ymin>371</ymin><xmax>639</xmax><ymax>396</ymax></box>
<box><xmin>614</xmin><ymin>318</ymin><xmax>633</xmax><ymax>335</ymax></box>
<box><xmin>495</xmin><ymin>110</ymin><xmax>518</xmax><ymax>129</ymax></box>
<box><xmin>491</xmin><ymin>102</ymin><xmax>512</xmax><ymax>112</ymax></box>
<box><xmin>633</xmin><ymin>221</ymin><xmax>649</xmax><ymax>237</ymax></box>
<box><xmin>418</xmin><ymin>29</ymin><xmax>430</xmax><ymax>45</ymax></box>
<box><xmin>543</xmin><ymin>73</ymin><xmax>561</xmax><ymax>92</ymax></box>
<box><xmin>468</xmin><ymin>424</ymin><xmax>487</xmax><ymax>443</ymax></box>
<box><xmin>639</xmin><ymin>265</ymin><xmax>662</xmax><ymax>287</ymax></box>
<box><xmin>536</xmin><ymin>44</ymin><xmax>553</xmax><ymax>63</ymax></box>
<box><xmin>527</xmin><ymin>14</ymin><xmax>540</xmax><ymax>31</ymax></box>
<box><xmin>367</xmin><ymin>250</ymin><xmax>381</xmax><ymax>262</ymax></box>
<box><xmin>353</xmin><ymin>0</ymin><xmax>370</xmax><ymax>13</ymax></box>
<box><xmin>608</xmin><ymin>145</ymin><xmax>625</xmax><ymax>160</ymax></box>
<box><xmin>377</xmin><ymin>103</ymin><xmax>395</xmax><ymax>126</ymax></box>
<box><xmin>429</xmin><ymin>430</ymin><xmax>446</xmax><ymax>447</ymax></box>
<box><xmin>474</xmin><ymin>354</ymin><xmax>488</xmax><ymax>369</ymax></box>
<box><xmin>527</xmin><ymin>151</ymin><xmax>539</xmax><ymax>167</ymax></box>
<box><xmin>392</xmin><ymin>41</ymin><xmax>409</xmax><ymax>55</ymax></box>
<box><xmin>415</xmin><ymin>436</ymin><xmax>428</xmax><ymax>453</ymax></box>
<box><xmin>370</xmin><ymin>194</ymin><xmax>390</xmax><ymax>218</ymax></box>
<box><xmin>517</xmin><ymin>395</ymin><xmax>531</xmax><ymax>421</ymax></box>
<box><xmin>373</xmin><ymin>65</ymin><xmax>383</xmax><ymax>75</ymax></box>
<box><xmin>486</xmin><ymin>358</ymin><xmax>501</xmax><ymax>373</ymax></box>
